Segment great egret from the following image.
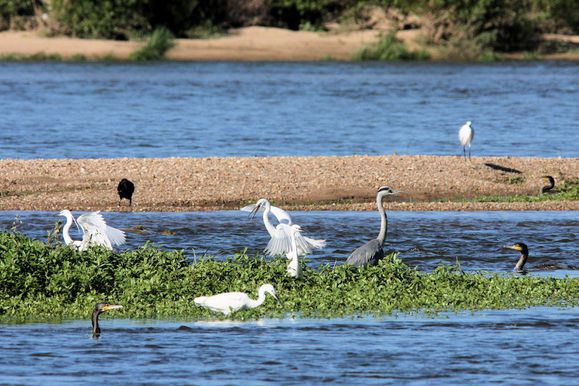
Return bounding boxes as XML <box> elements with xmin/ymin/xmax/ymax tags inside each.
<box><xmin>540</xmin><ymin>176</ymin><xmax>556</xmax><ymax>194</ymax></box>
<box><xmin>459</xmin><ymin>121</ymin><xmax>474</xmax><ymax>160</ymax></box>
<box><xmin>58</xmin><ymin>210</ymin><xmax>126</xmax><ymax>251</ymax></box>
<box><xmin>117</xmin><ymin>178</ymin><xmax>135</xmax><ymax>206</ymax></box>
<box><xmin>92</xmin><ymin>303</ymin><xmax>123</xmax><ymax>337</ymax></box>
<box><xmin>241</xmin><ymin>198</ymin><xmax>325</xmax><ymax>258</ymax></box>
<box><xmin>194</xmin><ymin>284</ymin><xmax>282</xmax><ymax>316</ymax></box>
<box><xmin>287</xmin><ymin>224</ymin><xmax>303</xmax><ymax>279</ymax></box>
<box><xmin>346</xmin><ymin>186</ymin><xmax>399</xmax><ymax>267</ymax></box>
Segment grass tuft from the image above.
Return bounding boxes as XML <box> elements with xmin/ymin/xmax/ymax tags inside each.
<box><xmin>0</xmin><ymin>232</ymin><xmax>577</xmax><ymax>322</ymax></box>
<box><xmin>130</xmin><ymin>27</ymin><xmax>175</xmax><ymax>61</ymax></box>
<box><xmin>354</xmin><ymin>32</ymin><xmax>430</xmax><ymax>61</ymax></box>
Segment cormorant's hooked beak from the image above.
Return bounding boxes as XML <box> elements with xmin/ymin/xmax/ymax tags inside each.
<box><xmin>503</xmin><ymin>244</ymin><xmax>522</xmax><ymax>251</ymax></box>
<box><xmin>102</xmin><ymin>304</ymin><xmax>123</xmax><ymax>312</ymax></box>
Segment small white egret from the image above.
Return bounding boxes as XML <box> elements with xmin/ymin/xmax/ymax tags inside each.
<box><xmin>458</xmin><ymin>121</ymin><xmax>475</xmax><ymax>160</ymax></box>
<box><xmin>58</xmin><ymin>210</ymin><xmax>126</xmax><ymax>251</ymax></box>
<box><xmin>194</xmin><ymin>284</ymin><xmax>281</xmax><ymax>316</ymax></box>
<box><xmin>346</xmin><ymin>186</ymin><xmax>399</xmax><ymax>267</ymax></box>
<box><xmin>287</xmin><ymin>224</ymin><xmax>303</xmax><ymax>279</ymax></box>
<box><xmin>241</xmin><ymin>198</ymin><xmax>325</xmax><ymax>258</ymax></box>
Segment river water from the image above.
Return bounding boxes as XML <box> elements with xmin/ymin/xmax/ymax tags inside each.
<box><xmin>1</xmin><ymin>61</ymin><xmax>578</xmax><ymax>159</ymax></box>
<box><xmin>1</xmin><ymin>308</ymin><xmax>577</xmax><ymax>385</ymax></box>
<box><xmin>1</xmin><ymin>210</ymin><xmax>577</xmax><ymax>276</ymax></box>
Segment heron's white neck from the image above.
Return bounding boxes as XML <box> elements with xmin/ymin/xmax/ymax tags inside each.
<box><xmin>261</xmin><ymin>200</ymin><xmax>277</xmax><ymax>237</ymax></box>
<box><xmin>61</xmin><ymin>214</ymin><xmax>75</xmax><ymax>245</ymax></box>
<box><xmin>376</xmin><ymin>192</ymin><xmax>388</xmax><ymax>246</ymax></box>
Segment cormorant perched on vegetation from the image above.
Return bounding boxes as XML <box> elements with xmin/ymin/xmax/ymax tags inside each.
<box><xmin>92</xmin><ymin>303</ymin><xmax>123</xmax><ymax>337</ymax></box>
<box><xmin>117</xmin><ymin>178</ymin><xmax>135</xmax><ymax>206</ymax></box>
<box><xmin>540</xmin><ymin>176</ymin><xmax>556</xmax><ymax>194</ymax></box>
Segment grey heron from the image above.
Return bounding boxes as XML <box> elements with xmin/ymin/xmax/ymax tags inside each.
<box><xmin>346</xmin><ymin>186</ymin><xmax>399</xmax><ymax>267</ymax></box>
<box><xmin>92</xmin><ymin>303</ymin><xmax>123</xmax><ymax>337</ymax></box>
<box><xmin>117</xmin><ymin>178</ymin><xmax>135</xmax><ymax>206</ymax></box>
<box><xmin>59</xmin><ymin>210</ymin><xmax>126</xmax><ymax>251</ymax></box>
<box><xmin>194</xmin><ymin>284</ymin><xmax>282</xmax><ymax>316</ymax></box>
<box><xmin>241</xmin><ymin>198</ymin><xmax>325</xmax><ymax>258</ymax></box>
<box><xmin>459</xmin><ymin>121</ymin><xmax>474</xmax><ymax>160</ymax></box>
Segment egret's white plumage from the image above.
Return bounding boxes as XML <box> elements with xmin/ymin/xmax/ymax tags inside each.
<box><xmin>241</xmin><ymin>199</ymin><xmax>325</xmax><ymax>258</ymax></box>
<box><xmin>458</xmin><ymin>121</ymin><xmax>475</xmax><ymax>159</ymax></box>
<box><xmin>194</xmin><ymin>284</ymin><xmax>281</xmax><ymax>316</ymax></box>
<box><xmin>287</xmin><ymin>224</ymin><xmax>303</xmax><ymax>278</ymax></box>
<box><xmin>58</xmin><ymin>210</ymin><xmax>126</xmax><ymax>251</ymax></box>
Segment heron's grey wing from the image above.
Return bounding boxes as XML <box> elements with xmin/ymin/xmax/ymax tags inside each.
<box><xmin>346</xmin><ymin>239</ymin><xmax>384</xmax><ymax>267</ymax></box>
<box><xmin>265</xmin><ymin>224</ymin><xmax>293</xmax><ymax>256</ymax></box>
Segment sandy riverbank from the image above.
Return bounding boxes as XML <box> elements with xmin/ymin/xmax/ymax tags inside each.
<box><xmin>0</xmin><ymin>155</ymin><xmax>577</xmax><ymax>212</ymax></box>
<box><xmin>1</xmin><ymin>27</ymin><xmax>579</xmax><ymax>61</ymax></box>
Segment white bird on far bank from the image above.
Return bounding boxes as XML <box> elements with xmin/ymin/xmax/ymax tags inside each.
<box><xmin>241</xmin><ymin>198</ymin><xmax>325</xmax><ymax>258</ymax></box>
<box><xmin>194</xmin><ymin>284</ymin><xmax>282</xmax><ymax>316</ymax></box>
<box><xmin>459</xmin><ymin>121</ymin><xmax>475</xmax><ymax>160</ymax></box>
<box><xmin>58</xmin><ymin>210</ymin><xmax>126</xmax><ymax>251</ymax></box>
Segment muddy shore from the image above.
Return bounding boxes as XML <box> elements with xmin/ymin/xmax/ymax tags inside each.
<box><xmin>0</xmin><ymin>155</ymin><xmax>576</xmax><ymax>212</ymax></box>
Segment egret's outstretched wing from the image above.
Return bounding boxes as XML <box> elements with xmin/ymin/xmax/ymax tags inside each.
<box><xmin>77</xmin><ymin>211</ymin><xmax>125</xmax><ymax>250</ymax></box>
<box><xmin>240</xmin><ymin>203</ymin><xmax>292</xmax><ymax>224</ymax></box>
<box><xmin>265</xmin><ymin>223</ymin><xmax>325</xmax><ymax>257</ymax></box>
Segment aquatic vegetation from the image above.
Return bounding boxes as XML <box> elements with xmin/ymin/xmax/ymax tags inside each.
<box><xmin>129</xmin><ymin>27</ymin><xmax>175</xmax><ymax>61</ymax></box>
<box><xmin>0</xmin><ymin>232</ymin><xmax>577</xmax><ymax>322</ymax></box>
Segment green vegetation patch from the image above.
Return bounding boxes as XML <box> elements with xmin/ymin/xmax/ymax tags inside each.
<box><xmin>355</xmin><ymin>32</ymin><xmax>430</xmax><ymax>61</ymax></box>
<box><xmin>130</xmin><ymin>27</ymin><xmax>175</xmax><ymax>61</ymax></box>
<box><xmin>1</xmin><ymin>232</ymin><xmax>577</xmax><ymax>322</ymax></box>
<box><xmin>468</xmin><ymin>179</ymin><xmax>579</xmax><ymax>203</ymax></box>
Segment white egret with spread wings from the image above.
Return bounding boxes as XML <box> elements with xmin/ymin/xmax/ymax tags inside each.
<box><xmin>58</xmin><ymin>210</ymin><xmax>126</xmax><ymax>251</ymax></box>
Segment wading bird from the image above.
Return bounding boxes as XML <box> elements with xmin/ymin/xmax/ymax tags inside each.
<box><xmin>241</xmin><ymin>199</ymin><xmax>325</xmax><ymax>258</ymax></box>
<box><xmin>287</xmin><ymin>224</ymin><xmax>303</xmax><ymax>279</ymax></box>
<box><xmin>194</xmin><ymin>284</ymin><xmax>282</xmax><ymax>316</ymax></box>
<box><xmin>346</xmin><ymin>186</ymin><xmax>399</xmax><ymax>267</ymax></box>
<box><xmin>117</xmin><ymin>178</ymin><xmax>135</xmax><ymax>206</ymax></box>
<box><xmin>459</xmin><ymin>121</ymin><xmax>474</xmax><ymax>160</ymax></box>
<box><xmin>504</xmin><ymin>242</ymin><xmax>574</xmax><ymax>273</ymax></box>
<box><xmin>92</xmin><ymin>303</ymin><xmax>123</xmax><ymax>337</ymax></box>
<box><xmin>540</xmin><ymin>175</ymin><xmax>556</xmax><ymax>194</ymax></box>
<box><xmin>59</xmin><ymin>210</ymin><xmax>126</xmax><ymax>251</ymax></box>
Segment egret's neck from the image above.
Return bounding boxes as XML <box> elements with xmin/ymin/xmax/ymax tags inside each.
<box><xmin>515</xmin><ymin>251</ymin><xmax>528</xmax><ymax>272</ymax></box>
<box><xmin>376</xmin><ymin>193</ymin><xmax>388</xmax><ymax>246</ymax></box>
<box><xmin>62</xmin><ymin>215</ymin><xmax>74</xmax><ymax>245</ymax></box>
<box><xmin>249</xmin><ymin>289</ymin><xmax>267</xmax><ymax>308</ymax></box>
<box><xmin>261</xmin><ymin>201</ymin><xmax>277</xmax><ymax>236</ymax></box>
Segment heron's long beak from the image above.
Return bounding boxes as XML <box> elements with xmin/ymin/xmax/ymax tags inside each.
<box><xmin>102</xmin><ymin>304</ymin><xmax>123</xmax><ymax>312</ymax></box>
<box><xmin>503</xmin><ymin>244</ymin><xmax>521</xmax><ymax>251</ymax></box>
<box><xmin>249</xmin><ymin>204</ymin><xmax>261</xmax><ymax>219</ymax></box>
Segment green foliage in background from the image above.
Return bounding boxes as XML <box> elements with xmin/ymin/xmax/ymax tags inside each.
<box><xmin>1</xmin><ymin>232</ymin><xmax>577</xmax><ymax>322</ymax></box>
<box><xmin>129</xmin><ymin>27</ymin><xmax>175</xmax><ymax>61</ymax></box>
<box><xmin>355</xmin><ymin>31</ymin><xmax>430</xmax><ymax>60</ymax></box>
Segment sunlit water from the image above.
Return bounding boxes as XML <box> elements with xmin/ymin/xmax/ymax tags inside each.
<box><xmin>1</xmin><ymin>210</ymin><xmax>577</xmax><ymax>276</ymax></box>
<box><xmin>1</xmin><ymin>308</ymin><xmax>577</xmax><ymax>385</ymax></box>
<box><xmin>1</xmin><ymin>62</ymin><xmax>578</xmax><ymax>159</ymax></box>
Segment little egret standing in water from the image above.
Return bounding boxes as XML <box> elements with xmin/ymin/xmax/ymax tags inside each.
<box><xmin>59</xmin><ymin>210</ymin><xmax>126</xmax><ymax>251</ymax></box>
<box><xmin>287</xmin><ymin>224</ymin><xmax>303</xmax><ymax>279</ymax></box>
<box><xmin>241</xmin><ymin>198</ymin><xmax>325</xmax><ymax>258</ymax></box>
<box><xmin>459</xmin><ymin>121</ymin><xmax>474</xmax><ymax>160</ymax></box>
<box><xmin>194</xmin><ymin>284</ymin><xmax>282</xmax><ymax>316</ymax></box>
<box><xmin>346</xmin><ymin>186</ymin><xmax>399</xmax><ymax>267</ymax></box>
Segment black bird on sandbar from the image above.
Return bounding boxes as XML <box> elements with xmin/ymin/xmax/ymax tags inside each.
<box><xmin>540</xmin><ymin>176</ymin><xmax>557</xmax><ymax>195</ymax></box>
<box><xmin>117</xmin><ymin>178</ymin><xmax>135</xmax><ymax>206</ymax></box>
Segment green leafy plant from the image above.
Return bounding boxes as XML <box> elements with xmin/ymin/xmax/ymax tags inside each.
<box><xmin>354</xmin><ymin>31</ymin><xmax>430</xmax><ymax>61</ymax></box>
<box><xmin>130</xmin><ymin>27</ymin><xmax>175</xmax><ymax>61</ymax></box>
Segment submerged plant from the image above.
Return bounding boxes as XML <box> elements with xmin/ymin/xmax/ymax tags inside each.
<box><xmin>0</xmin><ymin>232</ymin><xmax>577</xmax><ymax>322</ymax></box>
